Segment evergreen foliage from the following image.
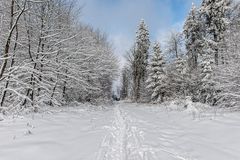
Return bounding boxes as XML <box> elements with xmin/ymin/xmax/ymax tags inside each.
<box><xmin>184</xmin><ymin>4</ymin><xmax>204</xmax><ymax>70</ymax></box>
<box><xmin>146</xmin><ymin>42</ymin><xmax>167</xmax><ymax>102</ymax></box>
<box><xmin>132</xmin><ymin>20</ymin><xmax>150</xmax><ymax>102</ymax></box>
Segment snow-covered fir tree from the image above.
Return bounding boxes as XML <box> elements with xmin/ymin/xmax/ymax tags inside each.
<box><xmin>166</xmin><ymin>56</ymin><xmax>190</xmax><ymax>99</ymax></box>
<box><xmin>184</xmin><ymin>3</ymin><xmax>204</xmax><ymax>70</ymax></box>
<box><xmin>132</xmin><ymin>19</ymin><xmax>150</xmax><ymax>101</ymax></box>
<box><xmin>146</xmin><ymin>42</ymin><xmax>167</xmax><ymax>103</ymax></box>
<box><xmin>200</xmin><ymin>0</ymin><xmax>231</xmax><ymax>65</ymax></box>
<box><xmin>199</xmin><ymin>52</ymin><xmax>216</xmax><ymax>104</ymax></box>
<box><xmin>195</xmin><ymin>0</ymin><xmax>231</xmax><ymax>105</ymax></box>
<box><xmin>175</xmin><ymin>57</ymin><xmax>187</xmax><ymax>75</ymax></box>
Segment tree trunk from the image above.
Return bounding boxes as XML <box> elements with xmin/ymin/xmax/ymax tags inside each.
<box><xmin>214</xmin><ymin>33</ymin><xmax>219</xmax><ymax>65</ymax></box>
<box><xmin>22</xmin><ymin>4</ymin><xmax>45</xmax><ymax>106</ymax></box>
<box><xmin>0</xmin><ymin>0</ymin><xmax>26</xmax><ymax>80</ymax></box>
<box><xmin>0</xmin><ymin>24</ymin><xmax>19</xmax><ymax>106</ymax></box>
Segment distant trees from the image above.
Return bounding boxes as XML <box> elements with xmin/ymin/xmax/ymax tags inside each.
<box><xmin>120</xmin><ymin>66</ymin><xmax>129</xmax><ymax>100</ymax></box>
<box><xmin>0</xmin><ymin>0</ymin><xmax>117</xmax><ymax>113</ymax></box>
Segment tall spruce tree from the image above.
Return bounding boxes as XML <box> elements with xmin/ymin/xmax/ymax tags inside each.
<box><xmin>184</xmin><ymin>4</ymin><xmax>204</xmax><ymax>70</ymax></box>
<box><xmin>132</xmin><ymin>19</ymin><xmax>150</xmax><ymax>101</ymax></box>
<box><xmin>200</xmin><ymin>0</ymin><xmax>231</xmax><ymax>65</ymax></box>
<box><xmin>146</xmin><ymin>42</ymin><xmax>167</xmax><ymax>103</ymax></box>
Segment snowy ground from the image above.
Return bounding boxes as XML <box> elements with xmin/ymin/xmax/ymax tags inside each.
<box><xmin>1</xmin><ymin>102</ymin><xmax>240</xmax><ymax>160</ymax></box>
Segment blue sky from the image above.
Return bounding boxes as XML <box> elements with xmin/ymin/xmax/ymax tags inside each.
<box><xmin>78</xmin><ymin>0</ymin><xmax>201</xmax><ymax>65</ymax></box>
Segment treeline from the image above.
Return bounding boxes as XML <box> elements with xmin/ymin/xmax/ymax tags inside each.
<box><xmin>121</xmin><ymin>0</ymin><xmax>240</xmax><ymax>108</ymax></box>
<box><xmin>0</xmin><ymin>0</ymin><xmax>118</xmax><ymax>113</ymax></box>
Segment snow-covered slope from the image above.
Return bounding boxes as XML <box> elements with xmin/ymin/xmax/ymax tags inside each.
<box><xmin>1</xmin><ymin>102</ymin><xmax>240</xmax><ymax>160</ymax></box>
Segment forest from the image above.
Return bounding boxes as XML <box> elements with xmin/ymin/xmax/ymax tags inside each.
<box><xmin>0</xmin><ymin>0</ymin><xmax>240</xmax><ymax>114</ymax></box>
<box><xmin>0</xmin><ymin>0</ymin><xmax>118</xmax><ymax>114</ymax></box>
<box><xmin>1</xmin><ymin>0</ymin><xmax>240</xmax><ymax>160</ymax></box>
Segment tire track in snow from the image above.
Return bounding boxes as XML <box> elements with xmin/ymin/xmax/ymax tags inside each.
<box><xmin>96</xmin><ymin>104</ymin><xmax>157</xmax><ymax>160</ymax></box>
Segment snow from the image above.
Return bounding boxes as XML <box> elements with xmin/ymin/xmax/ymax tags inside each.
<box><xmin>1</xmin><ymin>102</ymin><xmax>240</xmax><ymax>160</ymax></box>
<box><xmin>0</xmin><ymin>107</ymin><xmax>114</xmax><ymax>160</ymax></box>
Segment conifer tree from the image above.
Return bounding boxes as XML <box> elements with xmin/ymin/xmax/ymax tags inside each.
<box><xmin>200</xmin><ymin>0</ymin><xmax>231</xmax><ymax>65</ymax></box>
<box><xmin>132</xmin><ymin>19</ymin><xmax>150</xmax><ymax>101</ymax></box>
<box><xmin>175</xmin><ymin>57</ymin><xmax>187</xmax><ymax>75</ymax></box>
<box><xmin>212</xmin><ymin>2</ymin><xmax>240</xmax><ymax>107</ymax></box>
<box><xmin>146</xmin><ymin>42</ymin><xmax>167</xmax><ymax>102</ymax></box>
<box><xmin>168</xmin><ymin>57</ymin><xmax>190</xmax><ymax>98</ymax></box>
<box><xmin>196</xmin><ymin>0</ymin><xmax>231</xmax><ymax>105</ymax></box>
<box><xmin>199</xmin><ymin>53</ymin><xmax>216</xmax><ymax>104</ymax></box>
<box><xmin>184</xmin><ymin>4</ymin><xmax>204</xmax><ymax>70</ymax></box>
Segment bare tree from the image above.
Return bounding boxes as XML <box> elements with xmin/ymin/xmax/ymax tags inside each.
<box><xmin>0</xmin><ymin>0</ymin><xmax>118</xmax><ymax>113</ymax></box>
<box><xmin>165</xmin><ymin>31</ymin><xmax>184</xmax><ymax>60</ymax></box>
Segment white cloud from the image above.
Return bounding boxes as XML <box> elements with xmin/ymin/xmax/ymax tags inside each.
<box><xmin>110</xmin><ymin>34</ymin><xmax>133</xmax><ymax>68</ymax></box>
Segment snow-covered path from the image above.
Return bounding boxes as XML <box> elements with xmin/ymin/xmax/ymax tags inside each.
<box><xmin>97</xmin><ymin>104</ymin><xmax>157</xmax><ymax>160</ymax></box>
<box><xmin>1</xmin><ymin>102</ymin><xmax>240</xmax><ymax>160</ymax></box>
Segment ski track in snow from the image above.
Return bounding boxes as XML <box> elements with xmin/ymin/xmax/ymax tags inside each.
<box><xmin>97</xmin><ymin>104</ymin><xmax>158</xmax><ymax>160</ymax></box>
<box><xmin>1</xmin><ymin>102</ymin><xmax>240</xmax><ymax>160</ymax></box>
<box><xmin>97</xmin><ymin>103</ymin><xmax>196</xmax><ymax>160</ymax></box>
